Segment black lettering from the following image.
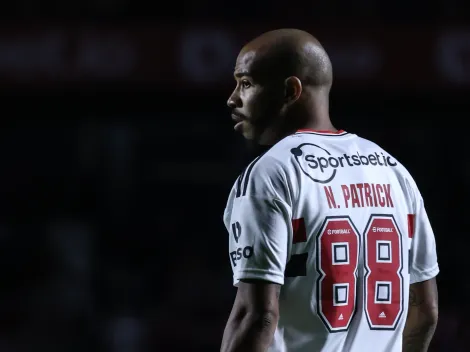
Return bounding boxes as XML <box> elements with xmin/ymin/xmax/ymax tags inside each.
<box><xmin>231</xmin><ymin>221</ymin><xmax>242</xmax><ymax>243</ymax></box>
<box><xmin>328</xmin><ymin>156</ymin><xmax>339</xmax><ymax>168</ymax></box>
<box><xmin>351</xmin><ymin>155</ymin><xmax>360</xmax><ymax>165</ymax></box>
<box><xmin>305</xmin><ymin>155</ymin><xmax>318</xmax><ymax>169</ymax></box>
<box><xmin>317</xmin><ymin>157</ymin><xmax>329</xmax><ymax>172</ymax></box>
<box><xmin>358</xmin><ymin>152</ymin><xmax>369</xmax><ymax>165</ymax></box>
<box><xmin>230</xmin><ymin>251</ymin><xmax>237</xmax><ymax>267</ymax></box>
<box><xmin>375</xmin><ymin>152</ymin><xmax>384</xmax><ymax>165</ymax></box>
<box><xmin>300</xmin><ymin>150</ymin><xmax>397</xmax><ymax>174</ymax></box>
<box><xmin>243</xmin><ymin>246</ymin><xmax>254</xmax><ymax>258</ymax></box>
<box><xmin>386</xmin><ymin>156</ymin><xmax>397</xmax><ymax>166</ymax></box>
<box><xmin>230</xmin><ymin>246</ymin><xmax>254</xmax><ymax>267</ymax></box>
<box><xmin>236</xmin><ymin>247</ymin><xmax>242</xmax><ymax>260</ymax></box>
<box><xmin>344</xmin><ymin>154</ymin><xmax>354</xmax><ymax>166</ymax></box>
<box><xmin>381</xmin><ymin>152</ymin><xmax>387</xmax><ymax>166</ymax></box>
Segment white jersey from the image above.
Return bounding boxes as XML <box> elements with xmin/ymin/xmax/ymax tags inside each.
<box><xmin>223</xmin><ymin>129</ymin><xmax>439</xmax><ymax>352</ymax></box>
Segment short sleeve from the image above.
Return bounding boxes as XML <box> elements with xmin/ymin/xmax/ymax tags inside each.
<box><xmin>227</xmin><ymin>156</ymin><xmax>293</xmax><ymax>286</ymax></box>
<box><xmin>409</xmin><ymin>195</ymin><xmax>439</xmax><ymax>284</ymax></box>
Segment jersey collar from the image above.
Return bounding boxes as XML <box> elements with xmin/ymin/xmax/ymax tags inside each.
<box><xmin>296</xmin><ymin>129</ymin><xmax>347</xmax><ymax>135</ymax></box>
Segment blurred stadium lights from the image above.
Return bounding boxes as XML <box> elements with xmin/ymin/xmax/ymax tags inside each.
<box><xmin>0</xmin><ymin>25</ymin><xmax>469</xmax><ymax>91</ymax></box>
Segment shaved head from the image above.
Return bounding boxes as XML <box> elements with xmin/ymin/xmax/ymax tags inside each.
<box><xmin>228</xmin><ymin>29</ymin><xmax>335</xmax><ymax>145</ymax></box>
<box><xmin>238</xmin><ymin>29</ymin><xmax>333</xmax><ymax>88</ymax></box>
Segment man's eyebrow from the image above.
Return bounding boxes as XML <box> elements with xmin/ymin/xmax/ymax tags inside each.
<box><xmin>234</xmin><ymin>71</ymin><xmax>250</xmax><ymax>78</ymax></box>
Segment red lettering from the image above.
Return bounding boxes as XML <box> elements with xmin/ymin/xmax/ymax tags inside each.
<box><xmin>364</xmin><ymin>216</ymin><xmax>404</xmax><ymax>328</ymax></box>
<box><xmin>350</xmin><ymin>184</ymin><xmax>361</xmax><ymax>208</ymax></box>
<box><xmin>371</xmin><ymin>183</ymin><xmax>378</xmax><ymax>207</ymax></box>
<box><xmin>356</xmin><ymin>183</ymin><xmax>365</xmax><ymax>206</ymax></box>
<box><xmin>384</xmin><ymin>184</ymin><xmax>394</xmax><ymax>207</ymax></box>
<box><xmin>316</xmin><ymin>215</ymin><xmax>404</xmax><ymax>332</ymax></box>
<box><xmin>339</xmin><ymin>184</ymin><xmax>394</xmax><ymax>208</ymax></box>
<box><xmin>376</xmin><ymin>184</ymin><xmax>385</xmax><ymax>207</ymax></box>
<box><xmin>317</xmin><ymin>218</ymin><xmax>359</xmax><ymax>331</ymax></box>
<box><xmin>324</xmin><ymin>186</ymin><xmax>337</xmax><ymax>209</ymax></box>
<box><xmin>364</xmin><ymin>183</ymin><xmax>373</xmax><ymax>207</ymax></box>
<box><xmin>341</xmin><ymin>185</ymin><xmax>350</xmax><ymax>208</ymax></box>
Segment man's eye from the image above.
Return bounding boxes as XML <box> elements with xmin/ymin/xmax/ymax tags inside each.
<box><xmin>241</xmin><ymin>80</ymin><xmax>251</xmax><ymax>88</ymax></box>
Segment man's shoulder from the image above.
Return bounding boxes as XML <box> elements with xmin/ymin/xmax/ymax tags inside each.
<box><xmin>355</xmin><ymin>134</ymin><xmax>421</xmax><ymax>195</ymax></box>
<box><xmin>242</xmin><ymin>152</ymin><xmax>288</xmax><ymax>183</ymax></box>
<box><xmin>355</xmin><ymin>135</ymin><xmax>409</xmax><ymax>169</ymax></box>
<box><xmin>233</xmin><ymin>145</ymin><xmax>295</xmax><ymax>202</ymax></box>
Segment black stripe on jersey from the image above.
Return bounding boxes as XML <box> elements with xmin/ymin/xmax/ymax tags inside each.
<box><xmin>235</xmin><ymin>168</ymin><xmax>246</xmax><ymax>198</ymax></box>
<box><xmin>295</xmin><ymin>131</ymin><xmax>349</xmax><ymax>137</ymax></box>
<box><xmin>235</xmin><ymin>151</ymin><xmax>268</xmax><ymax>198</ymax></box>
<box><xmin>285</xmin><ymin>253</ymin><xmax>308</xmax><ymax>277</ymax></box>
<box><xmin>241</xmin><ymin>155</ymin><xmax>263</xmax><ymax>197</ymax></box>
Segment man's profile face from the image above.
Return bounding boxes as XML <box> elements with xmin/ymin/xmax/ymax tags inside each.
<box><xmin>227</xmin><ymin>50</ymin><xmax>284</xmax><ymax>143</ymax></box>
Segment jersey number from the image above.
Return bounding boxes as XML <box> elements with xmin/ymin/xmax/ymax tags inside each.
<box><xmin>316</xmin><ymin>215</ymin><xmax>404</xmax><ymax>332</ymax></box>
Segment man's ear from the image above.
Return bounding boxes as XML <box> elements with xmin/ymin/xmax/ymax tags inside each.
<box><xmin>284</xmin><ymin>76</ymin><xmax>302</xmax><ymax>106</ymax></box>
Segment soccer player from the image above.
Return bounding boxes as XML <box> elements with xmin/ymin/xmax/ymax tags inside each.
<box><xmin>221</xmin><ymin>29</ymin><xmax>439</xmax><ymax>352</ymax></box>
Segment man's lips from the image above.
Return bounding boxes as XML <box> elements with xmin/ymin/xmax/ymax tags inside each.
<box><xmin>231</xmin><ymin>112</ymin><xmax>246</xmax><ymax>122</ymax></box>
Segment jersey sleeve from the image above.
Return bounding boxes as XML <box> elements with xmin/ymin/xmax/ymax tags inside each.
<box><xmin>227</xmin><ymin>156</ymin><xmax>293</xmax><ymax>287</ymax></box>
<box><xmin>409</xmin><ymin>193</ymin><xmax>439</xmax><ymax>284</ymax></box>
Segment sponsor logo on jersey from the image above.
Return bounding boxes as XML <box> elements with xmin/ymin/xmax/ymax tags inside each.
<box><xmin>290</xmin><ymin>143</ymin><xmax>397</xmax><ymax>183</ymax></box>
<box><xmin>230</xmin><ymin>246</ymin><xmax>254</xmax><ymax>267</ymax></box>
<box><xmin>231</xmin><ymin>221</ymin><xmax>242</xmax><ymax>243</ymax></box>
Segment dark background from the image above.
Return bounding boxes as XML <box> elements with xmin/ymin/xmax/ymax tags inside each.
<box><xmin>0</xmin><ymin>2</ymin><xmax>469</xmax><ymax>351</ymax></box>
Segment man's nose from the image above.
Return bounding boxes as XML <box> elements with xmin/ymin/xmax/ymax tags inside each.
<box><xmin>227</xmin><ymin>91</ymin><xmax>240</xmax><ymax>108</ymax></box>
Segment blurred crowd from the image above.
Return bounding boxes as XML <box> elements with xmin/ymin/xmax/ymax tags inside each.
<box><xmin>2</xmin><ymin>0</ymin><xmax>467</xmax><ymax>20</ymax></box>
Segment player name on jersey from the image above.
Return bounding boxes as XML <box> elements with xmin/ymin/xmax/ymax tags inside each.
<box><xmin>324</xmin><ymin>183</ymin><xmax>394</xmax><ymax>209</ymax></box>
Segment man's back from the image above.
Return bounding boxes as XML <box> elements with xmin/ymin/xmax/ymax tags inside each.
<box><xmin>224</xmin><ymin>129</ymin><xmax>439</xmax><ymax>352</ymax></box>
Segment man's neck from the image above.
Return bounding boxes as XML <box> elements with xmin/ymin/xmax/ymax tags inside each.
<box><xmin>298</xmin><ymin>117</ymin><xmax>336</xmax><ymax>132</ymax></box>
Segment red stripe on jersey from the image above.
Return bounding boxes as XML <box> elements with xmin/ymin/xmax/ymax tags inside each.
<box><xmin>296</xmin><ymin>129</ymin><xmax>345</xmax><ymax>134</ymax></box>
<box><xmin>407</xmin><ymin>214</ymin><xmax>415</xmax><ymax>238</ymax></box>
<box><xmin>292</xmin><ymin>218</ymin><xmax>307</xmax><ymax>243</ymax></box>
